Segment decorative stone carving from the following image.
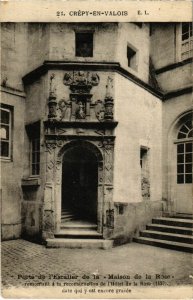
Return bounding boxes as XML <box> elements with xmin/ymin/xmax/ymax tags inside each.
<box><xmin>57</xmin><ymin>128</ymin><xmax>67</xmax><ymax>135</ymax></box>
<box><xmin>48</xmin><ymin>74</ymin><xmax>57</xmax><ymax>120</ymax></box>
<box><xmin>106</xmin><ymin>209</ymin><xmax>114</xmax><ymax>229</ymax></box>
<box><xmin>141</xmin><ymin>177</ymin><xmax>150</xmax><ymax>199</ymax></box>
<box><xmin>103</xmin><ymin>141</ymin><xmax>114</xmax><ymax>184</ymax></box>
<box><xmin>45</xmin><ymin>142</ymin><xmax>57</xmax><ymax>154</ymax></box>
<box><xmin>104</xmin><ymin>77</ymin><xmax>114</xmax><ymax>121</ymax></box>
<box><xmin>76</xmin><ymin>101</ymin><xmax>86</xmax><ymax>119</ymax></box>
<box><xmin>95</xmin><ymin>129</ymin><xmax>105</xmax><ymax>136</ymax></box>
<box><xmin>58</xmin><ymin>98</ymin><xmax>70</xmax><ymax>121</ymax></box>
<box><xmin>63</xmin><ymin>71</ymin><xmax>100</xmax><ymax>88</ymax></box>
<box><xmin>43</xmin><ymin>210</ymin><xmax>54</xmax><ymax>231</ymax></box>
<box><xmin>56</xmin><ymin>140</ymin><xmax>64</xmax><ymax>148</ymax></box>
<box><xmin>47</xmin><ymin>160</ymin><xmax>54</xmax><ymax>170</ymax></box>
<box><xmin>95</xmin><ymin>100</ymin><xmax>105</xmax><ymax>121</ymax></box>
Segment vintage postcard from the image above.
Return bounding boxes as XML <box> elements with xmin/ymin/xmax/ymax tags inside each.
<box><xmin>0</xmin><ymin>0</ymin><xmax>193</xmax><ymax>299</ymax></box>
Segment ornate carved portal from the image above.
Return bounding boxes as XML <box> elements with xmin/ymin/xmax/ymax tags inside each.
<box><xmin>43</xmin><ymin>138</ymin><xmax>115</xmax><ymax>239</ymax></box>
<box><xmin>43</xmin><ymin>71</ymin><xmax>117</xmax><ymax>240</ymax></box>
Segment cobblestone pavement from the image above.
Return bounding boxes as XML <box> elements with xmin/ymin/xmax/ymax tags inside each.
<box><xmin>1</xmin><ymin>239</ymin><xmax>193</xmax><ymax>290</ymax></box>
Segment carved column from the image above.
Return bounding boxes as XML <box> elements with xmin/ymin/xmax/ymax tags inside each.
<box><xmin>48</xmin><ymin>74</ymin><xmax>57</xmax><ymax>121</ymax></box>
<box><xmin>42</xmin><ymin>142</ymin><xmax>57</xmax><ymax>239</ymax></box>
<box><xmin>102</xmin><ymin>139</ymin><xmax>115</xmax><ymax>238</ymax></box>
<box><xmin>104</xmin><ymin>76</ymin><xmax>114</xmax><ymax>121</ymax></box>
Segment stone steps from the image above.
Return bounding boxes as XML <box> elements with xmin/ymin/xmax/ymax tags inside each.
<box><xmin>61</xmin><ymin>208</ymin><xmax>76</xmax><ymax>222</ymax></box>
<box><xmin>146</xmin><ymin>224</ymin><xmax>193</xmax><ymax>235</ymax></box>
<box><xmin>46</xmin><ymin>238</ymin><xmax>112</xmax><ymax>249</ymax></box>
<box><xmin>152</xmin><ymin>217</ymin><xmax>193</xmax><ymax>228</ymax></box>
<box><xmin>170</xmin><ymin>213</ymin><xmax>193</xmax><ymax>220</ymax></box>
<box><xmin>133</xmin><ymin>237</ymin><xmax>193</xmax><ymax>253</ymax></box>
<box><xmin>46</xmin><ymin>218</ymin><xmax>110</xmax><ymax>249</ymax></box>
<box><xmin>60</xmin><ymin>223</ymin><xmax>97</xmax><ymax>230</ymax></box>
<box><xmin>140</xmin><ymin>230</ymin><xmax>193</xmax><ymax>244</ymax></box>
<box><xmin>55</xmin><ymin>229</ymin><xmax>102</xmax><ymax>239</ymax></box>
<box><xmin>134</xmin><ymin>216</ymin><xmax>193</xmax><ymax>253</ymax></box>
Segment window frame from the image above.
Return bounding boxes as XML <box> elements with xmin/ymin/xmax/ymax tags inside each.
<box><xmin>30</xmin><ymin>137</ymin><xmax>40</xmax><ymax>177</ymax></box>
<box><xmin>75</xmin><ymin>30</ymin><xmax>94</xmax><ymax>58</ymax></box>
<box><xmin>26</xmin><ymin>121</ymin><xmax>41</xmax><ymax>177</ymax></box>
<box><xmin>177</xmin><ymin>23</ymin><xmax>193</xmax><ymax>62</ymax></box>
<box><xmin>0</xmin><ymin>105</ymin><xmax>13</xmax><ymax>160</ymax></box>
<box><xmin>127</xmin><ymin>43</ymin><xmax>138</xmax><ymax>71</ymax></box>
<box><xmin>175</xmin><ymin>117</ymin><xmax>193</xmax><ymax>184</ymax></box>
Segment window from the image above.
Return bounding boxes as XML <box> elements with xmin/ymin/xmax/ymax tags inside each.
<box><xmin>31</xmin><ymin>138</ymin><xmax>40</xmax><ymax>176</ymax></box>
<box><xmin>127</xmin><ymin>45</ymin><xmax>137</xmax><ymax>71</ymax></box>
<box><xmin>140</xmin><ymin>147</ymin><xmax>148</xmax><ymax>169</ymax></box>
<box><xmin>26</xmin><ymin>122</ymin><xmax>40</xmax><ymax>176</ymax></box>
<box><xmin>75</xmin><ymin>32</ymin><xmax>93</xmax><ymax>57</ymax></box>
<box><xmin>0</xmin><ymin>106</ymin><xmax>12</xmax><ymax>159</ymax></box>
<box><xmin>181</xmin><ymin>23</ymin><xmax>193</xmax><ymax>60</ymax></box>
<box><xmin>177</xmin><ymin>118</ymin><xmax>193</xmax><ymax>184</ymax></box>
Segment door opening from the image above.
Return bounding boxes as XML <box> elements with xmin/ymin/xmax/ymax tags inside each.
<box><xmin>62</xmin><ymin>146</ymin><xmax>98</xmax><ymax>223</ymax></box>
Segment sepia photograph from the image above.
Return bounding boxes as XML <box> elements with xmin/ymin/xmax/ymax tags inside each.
<box><xmin>0</xmin><ymin>1</ymin><xmax>193</xmax><ymax>299</ymax></box>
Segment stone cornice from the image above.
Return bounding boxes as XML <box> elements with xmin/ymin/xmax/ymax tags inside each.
<box><xmin>22</xmin><ymin>61</ymin><xmax>163</xmax><ymax>99</ymax></box>
<box><xmin>155</xmin><ymin>58</ymin><xmax>192</xmax><ymax>75</ymax></box>
<box><xmin>44</xmin><ymin>120</ymin><xmax>118</xmax><ymax>130</ymax></box>
<box><xmin>0</xmin><ymin>86</ymin><xmax>26</xmax><ymax>98</ymax></box>
<box><xmin>163</xmin><ymin>86</ymin><xmax>193</xmax><ymax>100</ymax></box>
<box><xmin>22</xmin><ymin>61</ymin><xmax>193</xmax><ymax>101</ymax></box>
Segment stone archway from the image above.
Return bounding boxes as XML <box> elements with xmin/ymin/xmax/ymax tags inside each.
<box><xmin>54</xmin><ymin>140</ymin><xmax>104</xmax><ymax>234</ymax></box>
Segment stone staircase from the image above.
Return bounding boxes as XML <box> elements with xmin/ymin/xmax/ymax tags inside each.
<box><xmin>61</xmin><ymin>208</ymin><xmax>77</xmax><ymax>222</ymax></box>
<box><xmin>134</xmin><ymin>215</ymin><xmax>193</xmax><ymax>253</ymax></box>
<box><xmin>46</xmin><ymin>217</ymin><xmax>112</xmax><ymax>249</ymax></box>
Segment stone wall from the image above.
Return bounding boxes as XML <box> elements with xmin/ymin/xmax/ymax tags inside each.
<box><xmin>1</xmin><ymin>89</ymin><xmax>25</xmax><ymax>240</ymax></box>
<box><xmin>150</xmin><ymin>24</ymin><xmax>176</xmax><ymax>70</ymax></box>
<box><xmin>49</xmin><ymin>23</ymin><xmax>118</xmax><ymax>62</ymax></box>
<box><xmin>113</xmin><ymin>200</ymin><xmax>162</xmax><ymax>245</ymax></box>
<box><xmin>150</xmin><ymin>24</ymin><xmax>193</xmax><ymax>92</ymax></box>
<box><xmin>1</xmin><ymin>23</ymin><xmax>27</xmax><ymax>91</ymax></box>
<box><xmin>156</xmin><ymin>64</ymin><xmax>193</xmax><ymax>92</ymax></box>
<box><xmin>114</xmin><ymin>73</ymin><xmax>163</xmax><ymax>204</ymax></box>
<box><xmin>116</xmin><ymin>23</ymin><xmax>150</xmax><ymax>83</ymax></box>
<box><xmin>27</xmin><ymin>23</ymin><xmax>50</xmax><ymax>73</ymax></box>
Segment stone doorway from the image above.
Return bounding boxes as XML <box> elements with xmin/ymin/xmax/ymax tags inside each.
<box><xmin>62</xmin><ymin>145</ymin><xmax>98</xmax><ymax>223</ymax></box>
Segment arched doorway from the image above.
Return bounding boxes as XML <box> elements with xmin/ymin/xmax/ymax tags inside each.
<box><xmin>62</xmin><ymin>145</ymin><xmax>98</xmax><ymax>223</ymax></box>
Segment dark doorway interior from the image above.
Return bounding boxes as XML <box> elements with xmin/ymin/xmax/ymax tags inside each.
<box><xmin>62</xmin><ymin>146</ymin><xmax>98</xmax><ymax>223</ymax></box>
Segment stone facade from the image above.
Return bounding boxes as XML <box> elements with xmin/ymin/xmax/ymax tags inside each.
<box><xmin>1</xmin><ymin>22</ymin><xmax>192</xmax><ymax>243</ymax></box>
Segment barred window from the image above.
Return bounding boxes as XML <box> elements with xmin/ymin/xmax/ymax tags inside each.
<box><xmin>0</xmin><ymin>107</ymin><xmax>12</xmax><ymax>159</ymax></box>
<box><xmin>181</xmin><ymin>23</ymin><xmax>193</xmax><ymax>61</ymax></box>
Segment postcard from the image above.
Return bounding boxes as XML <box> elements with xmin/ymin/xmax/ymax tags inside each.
<box><xmin>0</xmin><ymin>0</ymin><xmax>192</xmax><ymax>299</ymax></box>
